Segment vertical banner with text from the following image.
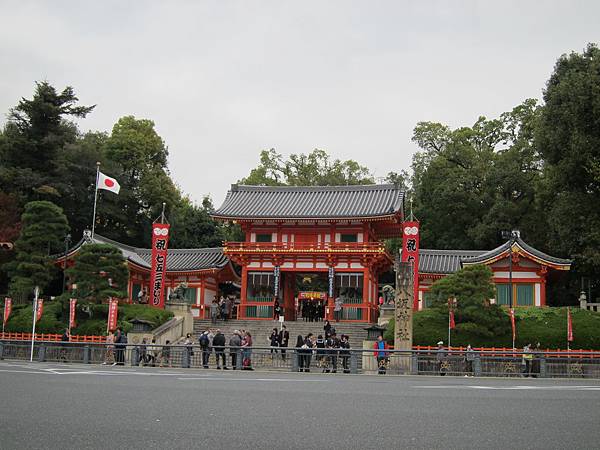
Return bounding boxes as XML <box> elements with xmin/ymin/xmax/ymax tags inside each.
<box><xmin>328</xmin><ymin>266</ymin><xmax>335</xmax><ymax>298</ymax></box>
<box><xmin>107</xmin><ymin>299</ymin><xmax>118</xmax><ymax>332</ymax></box>
<box><xmin>35</xmin><ymin>299</ymin><xmax>44</xmax><ymax>323</ymax></box>
<box><xmin>3</xmin><ymin>298</ymin><xmax>12</xmax><ymax>328</ymax></box>
<box><xmin>401</xmin><ymin>221</ymin><xmax>420</xmax><ymax>310</ymax></box>
<box><xmin>273</xmin><ymin>266</ymin><xmax>280</xmax><ymax>299</ymax></box>
<box><xmin>69</xmin><ymin>298</ymin><xmax>77</xmax><ymax>331</ymax></box>
<box><xmin>150</xmin><ymin>223</ymin><xmax>170</xmax><ymax>309</ymax></box>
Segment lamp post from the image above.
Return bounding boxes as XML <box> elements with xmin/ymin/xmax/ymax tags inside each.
<box><xmin>502</xmin><ymin>230</ymin><xmax>520</xmax><ymax>308</ymax></box>
<box><xmin>62</xmin><ymin>234</ymin><xmax>71</xmax><ymax>294</ymax></box>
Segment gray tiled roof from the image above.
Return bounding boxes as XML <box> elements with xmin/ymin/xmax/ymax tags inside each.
<box><xmin>418</xmin><ymin>249</ymin><xmax>486</xmax><ymax>274</ymax></box>
<box><xmin>70</xmin><ymin>234</ymin><xmax>229</xmax><ymax>272</ymax></box>
<box><xmin>463</xmin><ymin>237</ymin><xmax>572</xmax><ymax>266</ymax></box>
<box><xmin>212</xmin><ymin>184</ymin><xmax>404</xmax><ymax>220</ymax></box>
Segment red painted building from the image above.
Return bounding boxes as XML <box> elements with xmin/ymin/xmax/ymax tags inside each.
<box><xmin>417</xmin><ymin>232</ymin><xmax>571</xmax><ymax>309</ymax></box>
<box><xmin>212</xmin><ymin>184</ymin><xmax>404</xmax><ymax>322</ymax></box>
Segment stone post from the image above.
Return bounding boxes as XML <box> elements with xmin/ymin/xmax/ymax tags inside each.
<box><xmin>393</xmin><ymin>260</ymin><xmax>414</xmax><ymax>373</ymax></box>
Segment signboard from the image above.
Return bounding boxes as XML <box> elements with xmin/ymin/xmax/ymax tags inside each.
<box><xmin>401</xmin><ymin>221</ymin><xmax>420</xmax><ymax>310</ymax></box>
<box><xmin>69</xmin><ymin>298</ymin><xmax>77</xmax><ymax>330</ymax></box>
<box><xmin>298</xmin><ymin>291</ymin><xmax>327</xmax><ymax>300</ymax></box>
<box><xmin>328</xmin><ymin>267</ymin><xmax>335</xmax><ymax>297</ymax></box>
<box><xmin>273</xmin><ymin>266</ymin><xmax>280</xmax><ymax>299</ymax></box>
<box><xmin>107</xmin><ymin>299</ymin><xmax>119</xmax><ymax>332</ymax></box>
<box><xmin>150</xmin><ymin>223</ymin><xmax>170</xmax><ymax>309</ymax></box>
<box><xmin>3</xmin><ymin>298</ymin><xmax>12</xmax><ymax>328</ymax></box>
<box><xmin>394</xmin><ymin>261</ymin><xmax>413</xmax><ymax>351</ymax></box>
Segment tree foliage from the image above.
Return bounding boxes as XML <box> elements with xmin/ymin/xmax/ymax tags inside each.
<box><xmin>240</xmin><ymin>148</ymin><xmax>374</xmax><ymax>186</ymax></box>
<box><xmin>67</xmin><ymin>243</ymin><xmax>129</xmax><ymax>302</ymax></box>
<box><xmin>7</xmin><ymin>201</ymin><xmax>69</xmax><ymax>298</ymax></box>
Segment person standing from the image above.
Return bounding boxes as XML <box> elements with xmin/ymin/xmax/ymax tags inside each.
<box><xmin>210</xmin><ymin>300</ymin><xmax>218</xmax><ymax>324</ymax></box>
<box><xmin>242</xmin><ymin>331</ymin><xmax>253</xmax><ymax>370</ymax></box>
<box><xmin>334</xmin><ymin>296</ymin><xmax>343</xmax><ymax>322</ymax></box>
<box><xmin>199</xmin><ymin>331</ymin><xmax>211</xmax><ymax>368</ymax></box>
<box><xmin>103</xmin><ymin>331</ymin><xmax>116</xmax><ymax>366</ymax></box>
<box><xmin>278</xmin><ymin>325</ymin><xmax>289</xmax><ymax>361</ymax></box>
<box><xmin>436</xmin><ymin>341</ymin><xmax>447</xmax><ymax>376</ymax></box>
<box><xmin>213</xmin><ymin>329</ymin><xmax>227</xmax><ymax>369</ymax></box>
<box><xmin>465</xmin><ymin>344</ymin><xmax>475</xmax><ymax>376</ymax></box>
<box><xmin>273</xmin><ymin>300</ymin><xmax>282</xmax><ymax>321</ymax></box>
<box><xmin>303</xmin><ymin>333</ymin><xmax>315</xmax><ymax>371</ymax></box>
<box><xmin>340</xmin><ymin>334</ymin><xmax>350</xmax><ymax>373</ymax></box>
<box><xmin>522</xmin><ymin>344</ymin><xmax>533</xmax><ymax>377</ymax></box>
<box><xmin>114</xmin><ymin>327</ymin><xmax>125</xmax><ymax>366</ymax></box>
<box><xmin>159</xmin><ymin>340</ymin><xmax>172</xmax><ymax>368</ymax></box>
<box><xmin>295</xmin><ymin>335</ymin><xmax>305</xmax><ymax>372</ymax></box>
<box><xmin>219</xmin><ymin>296</ymin><xmax>227</xmax><ymax>321</ymax></box>
<box><xmin>269</xmin><ymin>328</ymin><xmax>279</xmax><ymax>357</ymax></box>
<box><xmin>59</xmin><ymin>328</ymin><xmax>70</xmax><ymax>362</ymax></box>
<box><xmin>374</xmin><ymin>335</ymin><xmax>389</xmax><ymax>375</ymax></box>
<box><xmin>184</xmin><ymin>333</ymin><xmax>194</xmax><ymax>366</ymax></box>
<box><xmin>229</xmin><ymin>330</ymin><xmax>242</xmax><ymax>369</ymax></box>
<box><xmin>323</xmin><ymin>320</ymin><xmax>333</xmax><ymax>339</ymax></box>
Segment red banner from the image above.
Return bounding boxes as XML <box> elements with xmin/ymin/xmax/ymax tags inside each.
<box><xmin>35</xmin><ymin>299</ymin><xmax>43</xmax><ymax>323</ymax></box>
<box><xmin>69</xmin><ymin>298</ymin><xmax>77</xmax><ymax>330</ymax></box>
<box><xmin>401</xmin><ymin>221</ymin><xmax>420</xmax><ymax>310</ymax></box>
<box><xmin>107</xmin><ymin>299</ymin><xmax>118</xmax><ymax>332</ymax></box>
<box><xmin>3</xmin><ymin>298</ymin><xmax>12</xmax><ymax>327</ymax></box>
<box><xmin>567</xmin><ymin>307</ymin><xmax>573</xmax><ymax>342</ymax></box>
<box><xmin>509</xmin><ymin>308</ymin><xmax>516</xmax><ymax>341</ymax></box>
<box><xmin>150</xmin><ymin>223</ymin><xmax>170</xmax><ymax>309</ymax></box>
<box><xmin>449</xmin><ymin>310</ymin><xmax>456</xmax><ymax>329</ymax></box>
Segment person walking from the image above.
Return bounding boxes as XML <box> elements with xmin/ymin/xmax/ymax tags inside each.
<box><xmin>436</xmin><ymin>341</ymin><xmax>447</xmax><ymax>376</ymax></box>
<box><xmin>59</xmin><ymin>328</ymin><xmax>70</xmax><ymax>362</ymax></box>
<box><xmin>273</xmin><ymin>300</ymin><xmax>282</xmax><ymax>321</ymax></box>
<box><xmin>340</xmin><ymin>334</ymin><xmax>351</xmax><ymax>373</ymax></box>
<box><xmin>278</xmin><ymin>325</ymin><xmax>289</xmax><ymax>361</ymax></box>
<box><xmin>199</xmin><ymin>331</ymin><xmax>211</xmax><ymax>368</ymax></box>
<box><xmin>242</xmin><ymin>331</ymin><xmax>253</xmax><ymax>370</ymax></box>
<box><xmin>158</xmin><ymin>340</ymin><xmax>172</xmax><ymax>368</ymax></box>
<box><xmin>229</xmin><ymin>330</ymin><xmax>242</xmax><ymax>369</ymax></box>
<box><xmin>213</xmin><ymin>329</ymin><xmax>227</xmax><ymax>369</ymax></box>
<box><xmin>374</xmin><ymin>335</ymin><xmax>389</xmax><ymax>375</ymax></box>
<box><xmin>103</xmin><ymin>331</ymin><xmax>115</xmax><ymax>366</ymax></box>
<box><xmin>184</xmin><ymin>333</ymin><xmax>194</xmax><ymax>366</ymax></box>
<box><xmin>323</xmin><ymin>320</ymin><xmax>333</xmax><ymax>339</ymax></box>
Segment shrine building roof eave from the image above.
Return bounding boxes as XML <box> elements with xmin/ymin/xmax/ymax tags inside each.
<box><xmin>461</xmin><ymin>237</ymin><xmax>572</xmax><ymax>270</ymax></box>
<box><xmin>211</xmin><ymin>184</ymin><xmax>405</xmax><ymax>221</ymax></box>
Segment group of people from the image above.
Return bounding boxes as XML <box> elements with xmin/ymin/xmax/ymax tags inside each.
<box><xmin>300</xmin><ymin>300</ymin><xmax>326</xmax><ymax>322</ymax></box>
<box><xmin>295</xmin><ymin>320</ymin><xmax>351</xmax><ymax>373</ymax></box>
<box><xmin>103</xmin><ymin>327</ymin><xmax>128</xmax><ymax>366</ymax></box>
<box><xmin>268</xmin><ymin>325</ymin><xmax>290</xmax><ymax>359</ymax></box>
<box><xmin>186</xmin><ymin>329</ymin><xmax>254</xmax><ymax>370</ymax></box>
<box><xmin>210</xmin><ymin>296</ymin><xmax>235</xmax><ymax>323</ymax></box>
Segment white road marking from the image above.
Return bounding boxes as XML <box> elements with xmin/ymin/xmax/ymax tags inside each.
<box><xmin>413</xmin><ymin>385</ymin><xmax>600</xmax><ymax>391</ymax></box>
<box><xmin>177</xmin><ymin>377</ymin><xmax>324</xmax><ymax>382</ymax></box>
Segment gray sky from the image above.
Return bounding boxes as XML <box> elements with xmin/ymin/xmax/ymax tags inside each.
<box><xmin>1</xmin><ymin>1</ymin><xmax>599</xmax><ymax>206</ymax></box>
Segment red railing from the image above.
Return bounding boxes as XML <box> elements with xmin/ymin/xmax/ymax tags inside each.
<box><xmin>412</xmin><ymin>345</ymin><xmax>600</xmax><ymax>358</ymax></box>
<box><xmin>0</xmin><ymin>332</ymin><xmax>105</xmax><ymax>343</ymax></box>
<box><xmin>224</xmin><ymin>241</ymin><xmax>389</xmax><ymax>254</ymax></box>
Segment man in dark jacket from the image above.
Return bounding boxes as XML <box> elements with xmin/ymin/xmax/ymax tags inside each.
<box><xmin>213</xmin><ymin>329</ymin><xmax>227</xmax><ymax>369</ymax></box>
<box><xmin>278</xmin><ymin>325</ymin><xmax>290</xmax><ymax>361</ymax></box>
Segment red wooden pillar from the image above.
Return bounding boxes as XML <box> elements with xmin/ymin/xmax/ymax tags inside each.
<box><xmin>540</xmin><ymin>277</ymin><xmax>547</xmax><ymax>306</ymax></box>
<box><xmin>363</xmin><ymin>268</ymin><xmax>369</xmax><ymax>322</ymax></box>
<box><xmin>240</xmin><ymin>266</ymin><xmax>248</xmax><ymax>319</ymax></box>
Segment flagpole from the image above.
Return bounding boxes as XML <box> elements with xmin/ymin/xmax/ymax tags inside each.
<box><xmin>30</xmin><ymin>287</ymin><xmax>39</xmax><ymax>362</ymax></box>
<box><xmin>567</xmin><ymin>307</ymin><xmax>570</xmax><ymax>352</ymax></box>
<box><xmin>91</xmin><ymin>162</ymin><xmax>100</xmax><ymax>239</ymax></box>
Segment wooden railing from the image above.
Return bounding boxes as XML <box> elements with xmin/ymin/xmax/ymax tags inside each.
<box><xmin>224</xmin><ymin>241</ymin><xmax>389</xmax><ymax>254</ymax></box>
<box><xmin>0</xmin><ymin>332</ymin><xmax>105</xmax><ymax>343</ymax></box>
<box><xmin>412</xmin><ymin>345</ymin><xmax>600</xmax><ymax>358</ymax></box>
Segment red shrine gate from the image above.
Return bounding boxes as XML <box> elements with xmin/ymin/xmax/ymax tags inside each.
<box><xmin>212</xmin><ymin>184</ymin><xmax>405</xmax><ymax>322</ymax></box>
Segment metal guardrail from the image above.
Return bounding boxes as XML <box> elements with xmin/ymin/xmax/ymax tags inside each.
<box><xmin>1</xmin><ymin>340</ymin><xmax>600</xmax><ymax>379</ymax></box>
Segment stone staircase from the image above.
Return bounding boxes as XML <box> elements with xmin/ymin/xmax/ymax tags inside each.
<box><xmin>192</xmin><ymin>319</ymin><xmax>370</xmax><ymax>348</ymax></box>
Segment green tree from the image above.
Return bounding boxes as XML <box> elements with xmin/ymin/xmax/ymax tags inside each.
<box><xmin>7</xmin><ymin>201</ymin><xmax>70</xmax><ymax>299</ymax></box>
<box><xmin>169</xmin><ymin>196</ymin><xmax>225</xmax><ymax>248</ymax></box>
<box><xmin>241</xmin><ymin>148</ymin><xmax>374</xmax><ymax>186</ymax></box>
<box><xmin>67</xmin><ymin>243</ymin><xmax>129</xmax><ymax>302</ymax></box>
<box><xmin>429</xmin><ymin>265</ymin><xmax>509</xmax><ymax>341</ymax></box>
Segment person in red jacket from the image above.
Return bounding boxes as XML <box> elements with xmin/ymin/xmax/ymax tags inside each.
<box><xmin>373</xmin><ymin>335</ymin><xmax>390</xmax><ymax>374</ymax></box>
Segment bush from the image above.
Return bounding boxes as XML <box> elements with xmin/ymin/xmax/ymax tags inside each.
<box><xmin>4</xmin><ymin>300</ymin><xmax>174</xmax><ymax>336</ymax></box>
<box><xmin>384</xmin><ymin>307</ymin><xmax>600</xmax><ymax>349</ymax></box>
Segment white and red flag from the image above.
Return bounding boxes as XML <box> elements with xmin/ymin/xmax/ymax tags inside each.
<box><xmin>3</xmin><ymin>298</ymin><xmax>12</xmax><ymax>328</ymax></box>
<box><xmin>567</xmin><ymin>307</ymin><xmax>574</xmax><ymax>342</ymax></box>
<box><xmin>449</xmin><ymin>309</ymin><xmax>456</xmax><ymax>329</ymax></box>
<box><xmin>401</xmin><ymin>221</ymin><xmax>420</xmax><ymax>310</ymax></box>
<box><xmin>35</xmin><ymin>299</ymin><xmax>44</xmax><ymax>323</ymax></box>
<box><xmin>509</xmin><ymin>308</ymin><xmax>516</xmax><ymax>341</ymax></box>
<box><xmin>69</xmin><ymin>299</ymin><xmax>77</xmax><ymax>330</ymax></box>
<box><xmin>150</xmin><ymin>223</ymin><xmax>170</xmax><ymax>309</ymax></box>
<box><xmin>107</xmin><ymin>299</ymin><xmax>119</xmax><ymax>332</ymax></box>
<box><xmin>97</xmin><ymin>171</ymin><xmax>120</xmax><ymax>194</ymax></box>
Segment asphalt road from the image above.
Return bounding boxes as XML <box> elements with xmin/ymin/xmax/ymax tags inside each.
<box><xmin>0</xmin><ymin>361</ymin><xmax>599</xmax><ymax>450</ymax></box>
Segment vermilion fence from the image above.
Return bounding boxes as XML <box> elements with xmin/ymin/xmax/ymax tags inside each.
<box><xmin>0</xmin><ymin>332</ymin><xmax>105</xmax><ymax>343</ymax></box>
<box><xmin>412</xmin><ymin>345</ymin><xmax>600</xmax><ymax>358</ymax></box>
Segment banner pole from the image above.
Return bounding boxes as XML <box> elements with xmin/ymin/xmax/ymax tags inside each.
<box><xmin>91</xmin><ymin>162</ymin><xmax>100</xmax><ymax>239</ymax></box>
<box><xmin>30</xmin><ymin>287</ymin><xmax>39</xmax><ymax>362</ymax></box>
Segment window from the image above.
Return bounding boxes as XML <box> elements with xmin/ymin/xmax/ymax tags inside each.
<box><xmin>340</xmin><ymin>234</ymin><xmax>358</xmax><ymax>243</ymax></box>
<box><xmin>516</xmin><ymin>284</ymin><xmax>534</xmax><ymax>306</ymax></box>
<box><xmin>182</xmin><ymin>287</ymin><xmax>197</xmax><ymax>304</ymax></box>
<box><xmin>423</xmin><ymin>291</ymin><xmax>435</xmax><ymax>308</ymax></box>
<box><xmin>256</xmin><ymin>233</ymin><xmax>272</xmax><ymax>243</ymax></box>
<box><xmin>335</xmin><ymin>273</ymin><xmax>363</xmax><ymax>303</ymax></box>
<box><xmin>495</xmin><ymin>284</ymin><xmax>511</xmax><ymax>306</ymax></box>
<box><xmin>247</xmin><ymin>272</ymin><xmax>274</xmax><ymax>302</ymax></box>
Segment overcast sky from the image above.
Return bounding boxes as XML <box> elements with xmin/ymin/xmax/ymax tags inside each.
<box><xmin>1</xmin><ymin>1</ymin><xmax>599</xmax><ymax>206</ymax></box>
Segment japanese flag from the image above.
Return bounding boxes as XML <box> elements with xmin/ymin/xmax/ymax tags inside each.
<box><xmin>98</xmin><ymin>171</ymin><xmax>120</xmax><ymax>194</ymax></box>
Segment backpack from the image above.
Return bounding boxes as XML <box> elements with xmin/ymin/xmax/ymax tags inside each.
<box><xmin>199</xmin><ymin>334</ymin><xmax>209</xmax><ymax>347</ymax></box>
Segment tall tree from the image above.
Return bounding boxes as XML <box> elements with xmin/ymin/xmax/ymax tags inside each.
<box><xmin>6</xmin><ymin>201</ymin><xmax>69</xmax><ymax>299</ymax></box>
<box><xmin>241</xmin><ymin>148</ymin><xmax>374</xmax><ymax>186</ymax></box>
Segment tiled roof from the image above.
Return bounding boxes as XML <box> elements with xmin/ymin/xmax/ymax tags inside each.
<box><xmin>418</xmin><ymin>249</ymin><xmax>486</xmax><ymax>274</ymax></box>
<box><xmin>464</xmin><ymin>237</ymin><xmax>572</xmax><ymax>266</ymax></box>
<box><xmin>212</xmin><ymin>184</ymin><xmax>404</xmax><ymax>220</ymax></box>
<box><xmin>67</xmin><ymin>234</ymin><xmax>229</xmax><ymax>272</ymax></box>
